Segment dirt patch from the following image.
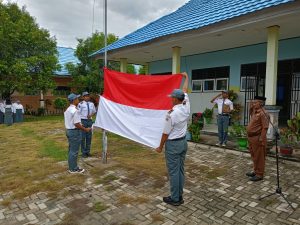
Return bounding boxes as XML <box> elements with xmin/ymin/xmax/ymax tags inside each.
<box><xmin>59</xmin><ymin>198</ymin><xmax>91</xmax><ymax>224</ymax></box>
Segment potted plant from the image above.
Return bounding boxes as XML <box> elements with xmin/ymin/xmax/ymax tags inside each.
<box><xmin>279</xmin><ymin>128</ymin><xmax>295</xmax><ymax>156</ymax></box>
<box><xmin>188</xmin><ymin>112</ymin><xmax>204</xmax><ymax>142</ymax></box>
<box><xmin>202</xmin><ymin>108</ymin><xmax>213</xmax><ymax>124</ymax></box>
<box><xmin>279</xmin><ymin>112</ymin><xmax>300</xmax><ymax>156</ymax></box>
<box><xmin>229</xmin><ymin>124</ymin><xmax>248</xmax><ymax>150</ymax></box>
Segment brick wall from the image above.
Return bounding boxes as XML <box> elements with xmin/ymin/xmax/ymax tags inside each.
<box><xmin>11</xmin><ymin>76</ymin><xmax>73</xmax><ymax>112</ymax></box>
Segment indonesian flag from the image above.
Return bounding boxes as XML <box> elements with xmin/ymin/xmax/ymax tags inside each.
<box><xmin>94</xmin><ymin>68</ymin><xmax>182</xmax><ymax>148</ymax></box>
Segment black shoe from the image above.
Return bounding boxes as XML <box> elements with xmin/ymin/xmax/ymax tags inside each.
<box><xmin>163</xmin><ymin>196</ymin><xmax>182</xmax><ymax>206</ymax></box>
<box><xmin>68</xmin><ymin>168</ymin><xmax>85</xmax><ymax>174</ymax></box>
<box><xmin>82</xmin><ymin>154</ymin><xmax>88</xmax><ymax>158</ymax></box>
<box><xmin>249</xmin><ymin>175</ymin><xmax>263</xmax><ymax>182</ymax></box>
<box><xmin>179</xmin><ymin>196</ymin><xmax>184</xmax><ymax>204</ymax></box>
<box><xmin>246</xmin><ymin>171</ymin><xmax>256</xmax><ymax>177</ymax></box>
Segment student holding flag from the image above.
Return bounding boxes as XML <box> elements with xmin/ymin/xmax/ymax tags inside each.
<box><xmin>64</xmin><ymin>93</ymin><xmax>91</xmax><ymax>174</ymax></box>
<box><xmin>156</xmin><ymin>72</ymin><xmax>190</xmax><ymax>206</ymax></box>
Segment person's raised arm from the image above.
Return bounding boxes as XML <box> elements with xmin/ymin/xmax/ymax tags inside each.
<box><xmin>181</xmin><ymin>72</ymin><xmax>188</xmax><ymax>93</ymax></box>
<box><xmin>211</xmin><ymin>93</ymin><xmax>222</xmax><ymax>103</ymax></box>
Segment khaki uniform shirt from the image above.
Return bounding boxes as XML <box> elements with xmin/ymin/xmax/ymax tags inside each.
<box><xmin>246</xmin><ymin>108</ymin><xmax>269</xmax><ymax>137</ymax></box>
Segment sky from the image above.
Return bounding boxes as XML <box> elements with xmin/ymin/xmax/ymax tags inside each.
<box><xmin>5</xmin><ymin>0</ymin><xmax>188</xmax><ymax>48</ymax></box>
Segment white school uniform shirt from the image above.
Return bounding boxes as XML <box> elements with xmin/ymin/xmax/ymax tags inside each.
<box><xmin>213</xmin><ymin>98</ymin><xmax>233</xmax><ymax>114</ymax></box>
<box><xmin>0</xmin><ymin>102</ymin><xmax>5</xmax><ymax>113</ymax></box>
<box><xmin>163</xmin><ymin>93</ymin><xmax>191</xmax><ymax>140</ymax></box>
<box><xmin>13</xmin><ymin>103</ymin><xmax>24</xmax><ymax>113</ymax></box>
<box><xmin>12</xmin><ymin>103</ymin><xmax>18</xmax><ymax>113</ymax></box>
<box><xmin>64</xmin><ymin>104</ymin><xmax>82</xmax><ymax>129</ymax></box>
<box><xmin>78</xmin><ymin>101</ymin><xmax>96</xmax><ymax>119</ymax></box>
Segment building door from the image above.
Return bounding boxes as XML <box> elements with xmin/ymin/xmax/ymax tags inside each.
<box><xmin>291</xmin><ymin>73</ymin><xmax>300</xmax><ymax>118</ymax></box>
<box><xmin>277</xmin><ymin>59</ymin><xmax>300</xmax><ymax>125</ymax></box>
<box><xmin>241</xmin><ymin>63</ymin><xmax>266</xmax><ymax>125</ymax></box>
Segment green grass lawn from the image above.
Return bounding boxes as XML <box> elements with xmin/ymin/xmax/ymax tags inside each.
<box><xmin>0</xmin><ymin>115</ymin><xmax>167</xmax><ymax>205</ymax></box>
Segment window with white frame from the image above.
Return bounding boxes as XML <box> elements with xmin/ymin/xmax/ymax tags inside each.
<box><xmin>192</xmin><ymin>80</ymin><xmax>202</xmax><ymax>92</ymax></box>
<box><xmin>191</xmin><ymin>66</ymin><xmax>230</xmax><ymax>92</ymax></box>
<box><xmin>240</xmin><ymin>76</ymin><xmax>256</xmax><ymax>91</ymax></box>
<box><xmin>203</xmin><ymin>79</ymin><xmax>215</xmax><ymax>92</ymax></box>
<box><xmin>215</xmin><ymin>78</ymin><xmax>228</xmax><ymax>91</ymax></box>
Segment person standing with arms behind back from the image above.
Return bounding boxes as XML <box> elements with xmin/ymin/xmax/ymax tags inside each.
<box><xmin>13</xmin><ymin>100</ymin><xmax>24</xmax><ymax>123</ymax></box>
<box><xmin>246</xmin><ymin>96</ymin><xmax>269</xmax><ymax>182</ymax></box>
<box><xmin>211</xmin><ymin>90</ymin><xmax>233</xmax><ymax>147</ymax></box>
<box><xmin>64</xmin><ymin>93</ymin><xmax>91</xmax><ymax>174</ymax></box>
<box><xmin>156</xmin><ymin>72</ymin><xmax>190</xmax><ymax>206</ymax></box>
<box><xmin>78</xmin><ymin>92</ymin><xmax>96</xmax><ymax>158</ymax></box>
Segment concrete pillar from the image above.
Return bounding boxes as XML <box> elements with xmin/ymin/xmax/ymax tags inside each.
<box><xmin>264</xmin><ymin>26</ymin><xmax>281</xmax><ymax>140</ymax></box>
<box><xmin>265</xmin><ymin>26</ymin><xmax>280</xmax><ymax>105</ymax></box>
<box><xmin>120</xmin><ymin>58</ymin><xmax>127</xmax><ymax>73</ymax></box>
<box><xmin>172</xmin><ymin>46</ymin><xmax>181</xmax><ymax>74</ymax></box>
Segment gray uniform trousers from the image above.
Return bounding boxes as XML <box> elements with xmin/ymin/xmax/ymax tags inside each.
<box><xmin>66</xmin><ymin>129</ymin><xmax>82</xmax><ymax>171</ymax></box>
<box><xmin>81</xmin><ymin>119</ymin><xmax>93</xmax><ymax>155</ymax></box>
<box><xmin>15</xmin><ymin>109</ymin><xmax>23</xmax><ymax>123</ymax></box>
<box><xmin>165</xmin><ymin>138</ymin><xmax>187</xmax><ymax>202</ymax></box>
<box><xmin>217</xmin><ymin>114</ymin><xmax>230</xmax><ymax>144</ymax></box>
<box><xmin>4</xmin><ymin>108</ymin><xmax>13</xmax><ymax>126</ymax></box>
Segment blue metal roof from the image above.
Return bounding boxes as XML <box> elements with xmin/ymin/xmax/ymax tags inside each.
<box><xmin>55</xmin><ymin>47</ymin><xmax>80</xmax><ymax>76</ymax></box>
<box><xmin>91</xmin><ymin>0</ymin><xmax>294</xmax><ymax>56</ymax></box>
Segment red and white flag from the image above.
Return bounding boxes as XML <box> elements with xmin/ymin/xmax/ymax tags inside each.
<box><xmin>94</xmin><ymin>68</ymin><xmax>182</xmax><ymax>148</ymax></box>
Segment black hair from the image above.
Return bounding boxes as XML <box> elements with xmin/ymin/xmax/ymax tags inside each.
<box><xmin>6</xmin><ymin>99</ymin><xmax>11</xmax><ymax>105</ymax></box>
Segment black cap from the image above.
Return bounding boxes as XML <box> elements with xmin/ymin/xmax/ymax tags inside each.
<box><xmin>254</xmin><ymin>96</ymin><xmax>266</xmax><ymax>101</ymax></box>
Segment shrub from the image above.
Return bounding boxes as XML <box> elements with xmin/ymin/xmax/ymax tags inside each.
<box><xmin>37</xmin><ymin>107</ymin><xmax>45</xmax><ymax>116</ymax></box>
<box><xmin>203</xmin><ymin>108</ymin><xmax>213</xmax><ymax>118</ymax></box>
<box><xmin>54</xmin><ymin>97</ymin><xmax>68</xmax><ymax>110</ymax></box>
<box><xmin>188</xmin><ymin>112</ymin><xmax>204</xmax><ymax>142</ymax></box>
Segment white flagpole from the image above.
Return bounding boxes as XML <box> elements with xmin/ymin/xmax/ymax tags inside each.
<box><xmin>102</xmin><ymin>0</ymin><xmax>108</xmax><ymax>164</ymax></box>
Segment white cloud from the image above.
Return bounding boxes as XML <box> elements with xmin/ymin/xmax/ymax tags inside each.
<box><xmin>4</xmin><ymin>0</ymin><xmax>188</xmax><ymax>48</ymax></box>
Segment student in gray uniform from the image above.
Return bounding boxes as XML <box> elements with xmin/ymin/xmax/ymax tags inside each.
<box><xmin>78</xmin><ymin>92</ymin><xmax>96</xmax><ymax>157</ymax></box>
<box><xmin>4</xmin><ymin>99</ymin><xmax>13</xmax><ymax>126</ymax></box>
<box><xmin>13</xmin><ymin>100</ymin><xmax>24</xmax><ymax>123</ymax></box>
<box><xmin>156</xmin><ymin>72</ymin><xmax>190</xmax><ymax>206</ymax></box>
<box><xmin>64</xmin><ymin>93</ymin><xmax>92</xmax><ymax>174</ymax></box>
<box><xmin>0</xmin><ymin>100</ymin><xmax>4</xmax><ymax>124</ymax></box>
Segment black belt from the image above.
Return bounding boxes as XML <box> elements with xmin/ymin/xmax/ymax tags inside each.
<box><xmin>67</xmin><ymin>128</ymin><xmax>80</xmax><ymax>130</ymax></box>
<box><xmin>81</xmin><ymin>119</ymin><xmax>92</xmax><ymax>121</ymax></box>
<box><xmin>168</xmin><ymin>136</ymin><xmax>186</xmax><ymax>141</ymax></box>
<box><xmin>219</xmin><ymin>114</ymin><xmax>229</xmax><ymax>116</ymax></box>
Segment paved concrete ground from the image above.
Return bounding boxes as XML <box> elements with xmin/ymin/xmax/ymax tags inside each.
<box><xmin>0</xmin><ymin>142</ymin><xmax>300</xmax><ymax>225</ymax></box>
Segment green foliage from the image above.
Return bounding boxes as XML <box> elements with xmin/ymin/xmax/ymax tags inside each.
<box><xmin>229</xmin><ymin>124</ymin><xmax>247</xmax><ymax>138</ymax></box>
<box><xmin>0</xmin><ymin>3</ymin><xmax>58</xmax><ymax>99</ymax></box>
<box><xmin>228</xmin><ymin>90</ymin><xmax>242</xmax><ymax>123</ymax></box>
<box><xmin>188</xmin><ymin>113</ymin><xmax>204</xmax><ymax>142</ymax></box>
<box><xmin>281</xmin><ymin>112</ymin><xmax>300</xmax><ymax>147</ymax></box>
<box><xmin>54</xmin><ymin>97</ymin><xmax>68</xmax><ymax>109</ymax></box>
<box><xmin>94</xmin><ymin>202</ymin><xmax>108</xmax><ymax>212</ymax></box>
<box><xmin>67</xmin><ymin>32</ymin><xmax>120</xmax><ymax>94</ymax></box>
<box><xmin>202</xmin><ymin>108</ymin><xmax>213</xmax><ymax>118</ymax></box>
<box><xmin>127</xmin><ymin>64</ymin><xmax>136</xmax><ymax>74</ymax></box>
<box><xmin>37</xmin><ymin>107</ymin><xmax>45</xmax><ymax>116</ymax></box>
<box><xmin>137</xmin><ymin>65</ymin><xmax>147</xmax><ymax>75</ymax></box>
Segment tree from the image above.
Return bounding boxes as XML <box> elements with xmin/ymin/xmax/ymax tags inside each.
<box><xmin>0</xmin><ymin>3</ymin><xmax>58</xmax><ymax>99</ymax></box>
<box><xmin>67</xmin><ymin>32</ymin><xmax>118</xmax><ymax>94</ymax></box>
<box><xmin>67</xmin><ymin>32</ymin><xmax>137</xmax><ymax>94</ymax></box>
<box><xmin>137</xmin><ymin>65</ymin><xmax>147</xmax><ymax>75</ymax></box>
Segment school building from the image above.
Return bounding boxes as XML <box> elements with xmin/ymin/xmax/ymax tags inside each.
<box><xmin>92</xmin><ymin>0</ymin><xmax>300</xmax><ymax>129</ymax></box>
